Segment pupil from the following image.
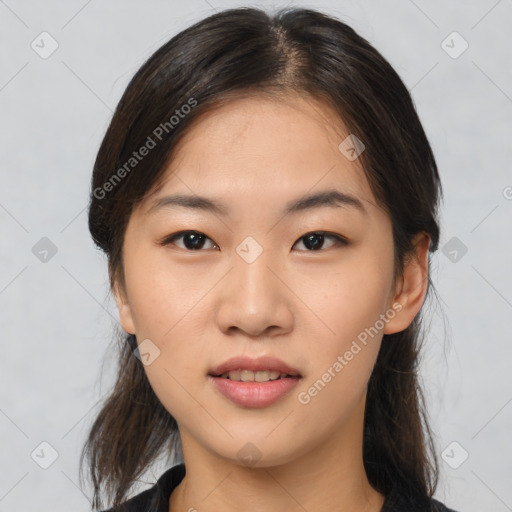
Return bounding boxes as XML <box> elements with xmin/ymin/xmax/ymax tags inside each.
<box><xmin>304</xmin><ymin>233</ymin><xmax>324</xmax><ymax>250</ymax></box>
<box><xmin>184</xmin><ymin>232</ymin><xmax>205</xmax><ymax>250</ymax></box>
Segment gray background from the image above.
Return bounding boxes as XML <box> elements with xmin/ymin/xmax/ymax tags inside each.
<box><xmin>1</xmin><ymin>0</ymin><xmax>511</xmax><ymax>511</ymax></box>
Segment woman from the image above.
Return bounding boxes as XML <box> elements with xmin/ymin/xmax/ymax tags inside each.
<box><xmin>81</xmin><ymin>6</ymin><xmax>458</xmax><ymax>512</ymax></box>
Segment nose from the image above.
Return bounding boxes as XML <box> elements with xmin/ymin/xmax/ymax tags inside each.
<box><xmin>215</xmin><ymin>244</ymin><xmax>294</xmax><ymax>339</ymax></box>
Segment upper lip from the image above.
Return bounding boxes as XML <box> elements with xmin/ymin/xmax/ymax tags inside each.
<box><xmin>209</xmin><ymin>355</ymin><xmax>302</xmax><ymax>377</ymax></box>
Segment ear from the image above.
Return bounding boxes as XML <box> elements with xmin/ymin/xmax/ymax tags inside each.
<box><xmin>112</xmin><ymin>280</ymin><xmax>136</xmax><ymax>335</ymax></box>
<box><xmin>383</xmin><ymin>231</ymin><xmax>430</xmax><ymax>335</ymax></box>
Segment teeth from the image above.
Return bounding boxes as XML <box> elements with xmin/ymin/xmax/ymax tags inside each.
<box><xmin>220</xmin><ymin>370</ymin><xmax>287</xmax><ymax>382</ymax></box>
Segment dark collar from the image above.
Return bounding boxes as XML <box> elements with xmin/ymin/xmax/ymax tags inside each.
<box><xmin>104</xmin><ymin>463</ymin><xmax>185</xmax><ymax>512</ymax></box>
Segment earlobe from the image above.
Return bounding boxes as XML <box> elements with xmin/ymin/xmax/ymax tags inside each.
<box><xmin>112</xmin><ymin>281</ymin><xmax>136</xmax><ymax>335</ymax></box>
<box><xmin>383</xmin><ymin>232</ymin><xmax>430</xmax><ymax>335</ymax></box>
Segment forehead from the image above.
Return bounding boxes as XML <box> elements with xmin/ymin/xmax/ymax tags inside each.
<box><xmin>140</xmin><ymin>93</ymin><xmax>378</xmax><ymax>218</ymax></box>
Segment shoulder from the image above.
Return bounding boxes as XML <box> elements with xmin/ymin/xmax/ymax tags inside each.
<box><xmin>100</xmin><ymin>463</ymin><xmax>186</xmax><ymax>512</ymax></box>
<box><xmin>382</xmin><ymin>482</ymin><xmax>460</xmax><ymax>512</ymax></box>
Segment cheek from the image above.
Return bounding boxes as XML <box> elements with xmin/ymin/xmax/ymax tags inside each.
<box><xmin>121</xmin><ymin>248</ymin><xmax>213</xmax><ymax>409</ymax></box>
<box><xmin>312</xmin><ymin>257</ymin><xmax>393</xmax><ymax>345</ymax></box>
<box><xmin>294</xmin><ymin>279</ymin><xmax>386</xmax><ymax>427</ymax></box>
<box><xmin>298</xmin><ymin>255</ymin><xmax>392</xmax><ymax>395</ymax></box>
<box><xmin>122</xmin><ymin>246</ymin><xmax>208</xmax><ymax>340</ymax></box>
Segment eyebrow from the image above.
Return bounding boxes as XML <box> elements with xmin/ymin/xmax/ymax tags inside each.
<box><xmin>146</xmin><ymin>189</ymin><xmax>367</xmax><ymax>217</ymax></box>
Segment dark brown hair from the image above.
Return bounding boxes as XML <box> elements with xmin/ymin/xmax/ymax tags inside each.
<box><xmin>81</xmin><ymin>6</ymin><xmax>443</xmax><ymax>510</ymax></box>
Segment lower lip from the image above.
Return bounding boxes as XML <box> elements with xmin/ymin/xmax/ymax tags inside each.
<box><xmin>208</xmin><ymin>375</ymin><xmax>301</xmax><ymax>408</ymax></box>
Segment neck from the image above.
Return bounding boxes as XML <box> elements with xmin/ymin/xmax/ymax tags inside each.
<box><xmin>169</xmin><ymin>397</ymin><xmax>385</xmax><ymax>512</ymax></box>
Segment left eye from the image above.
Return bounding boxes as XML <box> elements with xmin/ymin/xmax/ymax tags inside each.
<box><xmin>293</xmin><ymin>232</ymin><xmax>348</xmax><ymax>251</ymax></box>
<box><xmin>160</xmin><ymin>230</ymin><xmax>347</xmax><ymax>252</ymax></box>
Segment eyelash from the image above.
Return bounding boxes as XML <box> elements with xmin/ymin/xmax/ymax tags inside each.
<box><xmin>159</xmin><ymin>230</ymin><xmax>348</xmax><ymax>252</ymax></box>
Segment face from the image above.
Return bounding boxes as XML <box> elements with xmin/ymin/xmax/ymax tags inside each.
<box><xmin>114</xmin><ymin>93</ymin><xmax>426</xmax><ymax>468</ymax></box>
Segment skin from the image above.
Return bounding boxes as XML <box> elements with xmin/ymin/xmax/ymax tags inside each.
<box><xmin>113</xmin><ymin>92</ymin><xmax>430</xmax><ymax>512</ymax></box>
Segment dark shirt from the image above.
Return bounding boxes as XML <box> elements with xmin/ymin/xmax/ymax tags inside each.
<box><xmin>101</xmin><ymin>463</ymin><xmax>459</xmax><ymax>512</ymax></box>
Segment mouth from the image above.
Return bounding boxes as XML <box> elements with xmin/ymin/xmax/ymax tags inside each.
<box><xmin>208</xmin><ymin>355</ymin><xmax>302</xmax><ymax>408</ymax></box>
<box><xmin>208</xmin><ymin>355</ymin><xmax>302</xmax><ymax>380</ymax></box>
<box><xmin>209</xmin><ymin>369</ymin><xmax>300</xmax><ymax>382</ymax></box>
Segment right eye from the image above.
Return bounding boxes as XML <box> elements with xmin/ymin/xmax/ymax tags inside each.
<box><xmin>159</xmin><ymin>230</ymin><xmax>219</xmax><ymax>251</ymax></box>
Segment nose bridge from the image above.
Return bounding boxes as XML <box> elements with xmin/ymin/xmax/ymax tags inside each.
<box><xmin>233</xmin><ymin>234</ymin><xmax>280</xmax><ymax>302</ymax></box>
<box><xmin>215</xmin><ymin>234</ymin><xmax>292</xmax><ymax>336</ymax></box>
